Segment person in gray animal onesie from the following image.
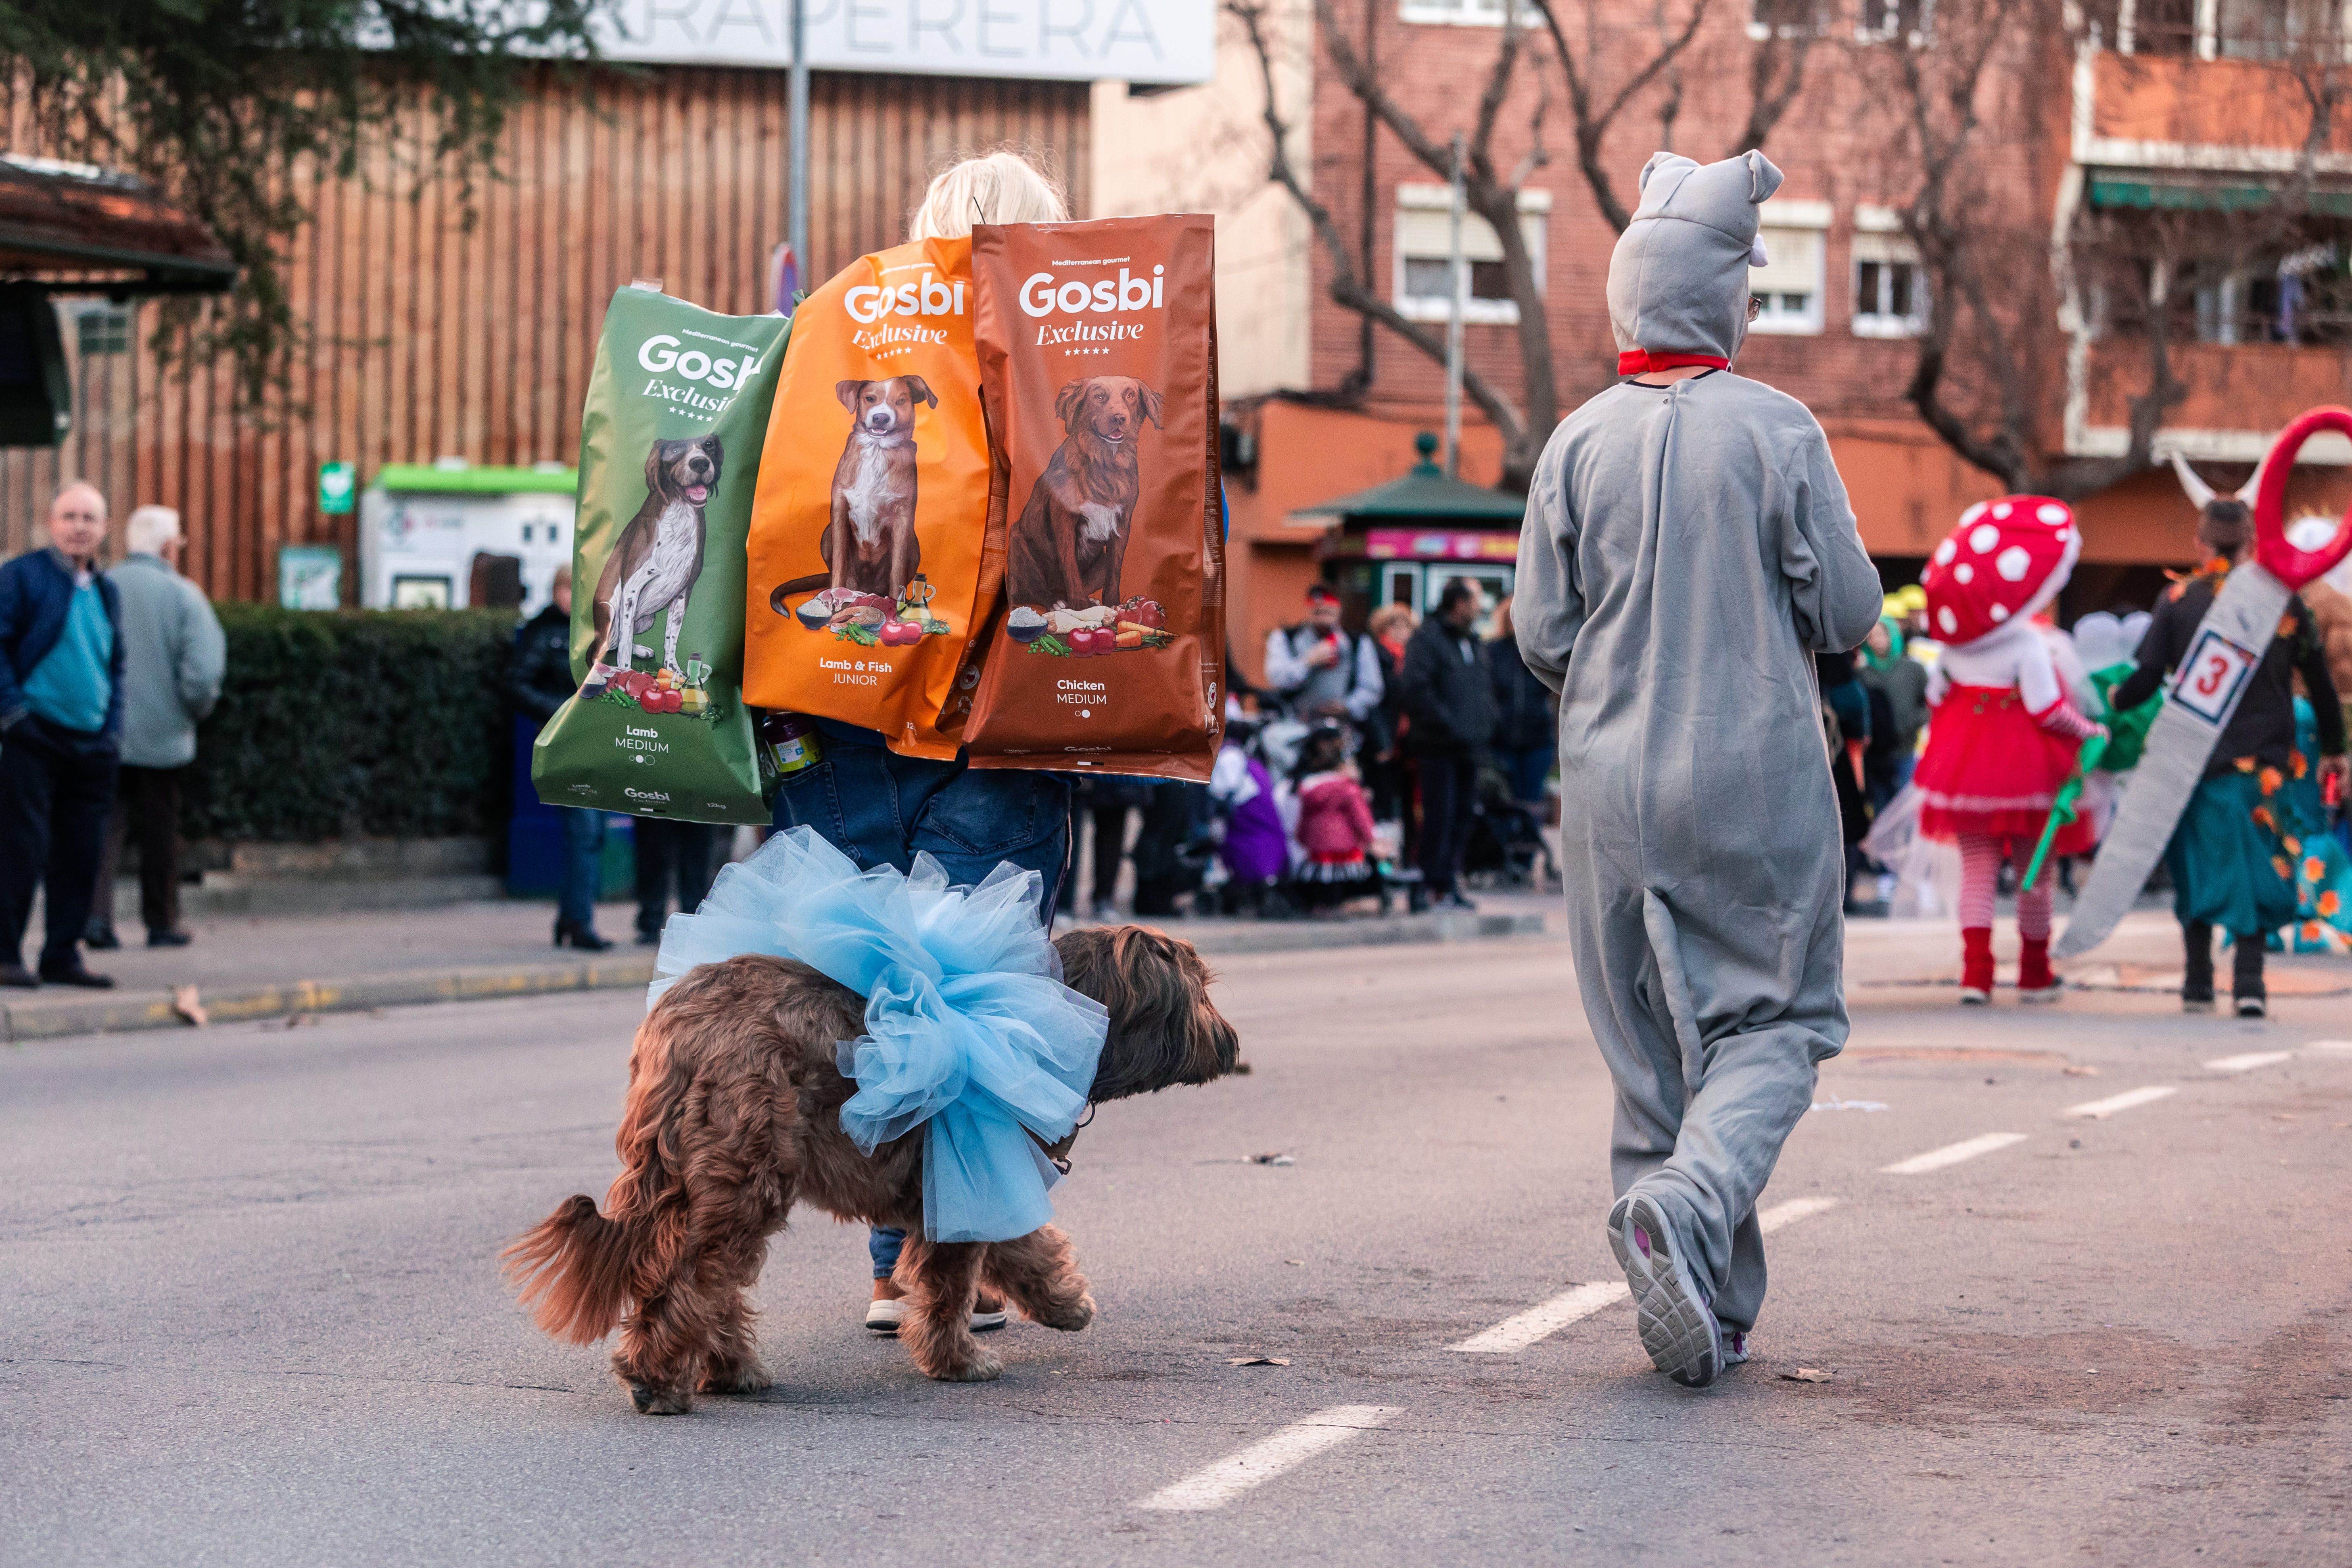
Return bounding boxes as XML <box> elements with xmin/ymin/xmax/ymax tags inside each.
<box><xmin>1514</xmin><ymin>150</ymin><xmax>1882</xmax><ymax>1388</ymax></box>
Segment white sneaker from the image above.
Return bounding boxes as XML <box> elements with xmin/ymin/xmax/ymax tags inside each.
<box><xmin>1608</xmin><ymin>1192</ymin><xmax>1722</xmax><ymax>1388</ymax></box>
<box><xmin>1720</xmin><ymin>1327</ymin><xmax>1751</xmax><ymax>1367</ymax></box>
<box><xmin>863</xmin><ymin>1296</ymin><xmax>1009</xmax><ymax>1333</ymax></box>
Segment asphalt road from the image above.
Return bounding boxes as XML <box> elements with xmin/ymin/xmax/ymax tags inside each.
<box><xmin>5</xmin><ymin>925</ymin><xmax>2349</xmax><ymax>1566</ymax></box>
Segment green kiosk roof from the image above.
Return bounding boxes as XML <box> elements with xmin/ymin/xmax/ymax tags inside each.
<box><xmin>1291</xmin><ymin>434</ymin><xmax>1525</xmax><ymax>524</ymax></box>
<box><xmin>373</xmin><ymin>463</ymin><xmax>579</xmax><ymax>495</ymax></box>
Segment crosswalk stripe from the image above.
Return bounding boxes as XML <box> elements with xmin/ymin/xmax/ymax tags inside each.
<box><xmin>1882</xmin><ymin>1132</ymin><xmax>2027</xmax><ymax>1175</ymax></box>
<box><xmin>1450</xmin><ymin>1282</ymin><xmax>1629</xmax><ymax>1353</ymax></box>
<box><xmin>1136</xmin><ymin>1406</ymin><xmax>1401</xmax><ymax>1511</ymax></box>
<box><xmin>1758</xmin><ymin>1196</ymin><xmax>1838</xmax><ymax>1233</ymax></box>
<box><xmin>2065</xmin><ymin>1085</ymin><xmax>2177</xmax><ymax>1119</ymax></box>
<box><xmin>2205</xmin><ymin>1050</ymin><xmax>2293</xmax><ymax>1074</ymax></box>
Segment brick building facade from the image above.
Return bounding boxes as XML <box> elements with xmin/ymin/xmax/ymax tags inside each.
<box><xmin>1219</xmin><ymin>0</ymin><xmax>2352</xmax><ymax>680</ymax></box>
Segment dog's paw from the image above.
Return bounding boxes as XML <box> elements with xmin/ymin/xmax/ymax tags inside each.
<box><xmin>930</xmin><ymin>1345</ymin><xmax>1003</xmax><ymax>1383</ymax></box>
<box><xmin>628</xmin><ymin>1380</ymin><xmax>694</xmax><ymax>1416</ymax></box>
<box><xmin>1030</xmin><ymin>1292</ymin><xmax>1095</xmax><ymax>1333</ymax></box>
<box><xmin>700</xmin><ymin>1361</ymin><xmax>773</xmax><ymax>1397</ymax></box>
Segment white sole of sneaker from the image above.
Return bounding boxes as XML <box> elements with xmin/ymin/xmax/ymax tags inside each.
<box><xmin>865</xmin><ymin>1299</ymin><xmax>1009</xmax><ymax>1334</ymax></box>
<box><xmin>1608</xmin><ymin>1193</ymin><xmax>1721</xmax><ymax>1389</ymax></box>
<box><xmin>1959</xmin><ymin>989</ymin><xmax>1991</xmax><ymax>1006</ymax></box>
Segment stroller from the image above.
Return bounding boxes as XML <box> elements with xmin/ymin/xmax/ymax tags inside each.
<box><xmin>1460</xmin><ymin>762</ymin><xmax>1559</xmax><ymax>892</ymax></box>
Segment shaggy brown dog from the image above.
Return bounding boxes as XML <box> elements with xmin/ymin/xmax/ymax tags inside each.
<box><xmin>503</xmin><ymin>925</ymin><xmax>1238</xmax><ymax>1413</ymax></box>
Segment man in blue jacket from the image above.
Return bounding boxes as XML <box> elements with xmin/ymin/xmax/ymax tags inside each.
<box><xmin>0</xmin><ymin>481</ymin><xmax>126</xmax><ymax>989</ymax></box>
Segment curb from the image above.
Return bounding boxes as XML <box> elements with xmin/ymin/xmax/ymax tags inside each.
<box><xmin>0</xmin><ymin>908</ymin><xmax>1546</xmax><ymax>1046</ymax></box>
<box><xmin>0</xmin><ymin>956</ymin><xmax>660</xmax><ymax>1045</ymax></box>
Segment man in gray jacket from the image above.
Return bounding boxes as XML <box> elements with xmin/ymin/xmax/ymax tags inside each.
<box><xmin>1514</xmin><ymin>151</ymin><xmax>1882</xmax><ymax>1388</ymax></box>
<box><xmin>86</xmin><ymin>506</ymin><xmax>224</xmax><ymax>950</ymax></box>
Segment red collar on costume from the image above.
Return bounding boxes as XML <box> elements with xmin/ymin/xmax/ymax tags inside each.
<box><xmin>1618</xmin><ymin>350</ymin><xmax>1730</xmax><ymax>376</ymax></box>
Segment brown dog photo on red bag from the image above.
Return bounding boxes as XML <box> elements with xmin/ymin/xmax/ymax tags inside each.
<box><xmin>1006</xmin><ymin>375</ymin><xmax>1163</xmax><ymax>613</ymax></box>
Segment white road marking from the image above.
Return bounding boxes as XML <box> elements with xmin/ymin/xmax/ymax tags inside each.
<box><xmin>1882</xmin><ymin>1132</ymin><xmax>2027</xmax><ymax>1175</ymax></box>
<box><xmin>2065</xmin><ymin>1085</ymin><xmax>2178</xmax><ymax>1119</ymax></box>
<box><xmin>1758</xmin><ymin>1196</ymin><xmax>1839</xmax><ymax>1233</ymax></box>
<box><xmin>2307</xmin><ymin>1040</ymin><xmax>2352</xmax><ymax>1055</ymax></box>
<box><xmin>2206</xmin><ymin>1050</ymin><xmax>2293</xmax><ymax>1074</ymax></box>
<box><xmin>1136</xmin><ymin>1406</ymin><xmax>1401</xmax><ymax>1511</ymax></box>
<box><xmin>1450</xmin><ymin>1282</ymin><xmax>1629</xmax><ymax>1353</ymax></box>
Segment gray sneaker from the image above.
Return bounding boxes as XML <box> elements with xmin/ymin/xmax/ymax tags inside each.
<box><xmin>1608</xmin><ymin>1192</ymin><xmax>1722</xmax><ymax>1388</ymax></box>
<box><xmin>1719</xmin><ymin>1327</ymin><xmax>1750</xmax><ymax>1367</ymax></box>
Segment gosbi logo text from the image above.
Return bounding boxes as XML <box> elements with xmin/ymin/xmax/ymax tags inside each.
<box><xmin>1019</xmin><ymin>263</ymin><xmax>1162</xmax><ymax>347</ymax></box>
<box><xmin>637</xmin><ymin>334</ymin><xmax>763</xmax><ymax>414</ymax></box>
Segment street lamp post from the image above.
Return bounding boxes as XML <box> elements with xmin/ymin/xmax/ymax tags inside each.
<box><xmin>787</xmin><ymin>0</ymin><xmax>809</xmax><ymax>311</ymax></box>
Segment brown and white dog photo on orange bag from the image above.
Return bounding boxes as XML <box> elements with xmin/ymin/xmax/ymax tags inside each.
<box><xmin>501</xmin><ymin>923</ymin><xmax>1239</xmax><ymax>1414</ymax></box>
<box><xmin>1006</xmin><ymin>374</ymin><xmax>1162</xmax><ymax>613</ymax></box>
<box><xmin>824</xmin><ymin>374</ymin><xmax>933</xmax><ymax>604</ymax></box>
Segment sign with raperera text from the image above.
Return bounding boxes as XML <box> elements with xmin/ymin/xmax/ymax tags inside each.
<box><xmin>595</xmin><ymin>0</ymin><xmax>1214</xmax><ymax>84</ymax></box>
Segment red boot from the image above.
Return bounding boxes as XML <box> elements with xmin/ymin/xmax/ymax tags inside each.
<box><xmin>2017</xmin><ymin>936</ymin><xmax>2062</xmax><ymax>1003</ymax></box>
<box><xmin>1960</xmin><ymin>927</ymin><xmax>1994</xmax><ymax>1005</ymax></box>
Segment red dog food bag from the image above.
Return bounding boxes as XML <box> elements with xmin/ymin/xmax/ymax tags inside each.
<box><xmin>958</xmin><ymin>215</ymin><xmax>1224</xmax><ymax>781</ymax></box>
<box><xmin>744</xmin><ymin>236</ymin><xmax>992</xmax><ymax>760</ymax></box>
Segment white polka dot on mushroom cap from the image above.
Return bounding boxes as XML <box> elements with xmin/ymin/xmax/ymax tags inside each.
<box><xmin>1991</xmin><ymin>603</ymin><xmax>2009</xmax><ymax>621</ymax></box>
<box><xmin>1960</xmin><ymin>502</ymin><xmax>1987</xmax><ymax>526</ymax></box>
<box><xmin>1992</xmin><ymin>502</ymin><xmax>2012</xmax><ymax>520</ymax></box>
<box><xmin>1935</xmin><ymin>539</ymin><xmax>1957</xmax><ymax>564</ymax></box>
<box><xmin>1938</xmin><ymin>605</ymin><xmax>1957</xmax><ymax>634</ymax></box>
<box><xmin>2037</xmin><ymin>503</ymin><xmax>2067</xmax><ymax>525</ymax></box>
<box><xmin>1970</xmin><ymin>524</ymin><xmax>2000</xmax><ymax>553</ymax></box>
<box><xmin>2055</xmin><ymin>526</ymin><xmax>2073</xmax><ymax>541</ymax></box>
<box><xmin>1996</xmin><ymin>545</ymin><xmax>2031</xmax><ymax>582</ymax></box>
<box><xmin>1955</xmin><ymin>562</ymin><xmax>1974</xmax><ymax>583</ymax></box>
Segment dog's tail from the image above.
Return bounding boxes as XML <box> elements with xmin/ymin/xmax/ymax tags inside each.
<box><xmin>503</xmin><ymin>1017</ymin><xmax>695</xmax><ymax>1344</ymax></box>
<box><xmin>501</xmin><ymin>1194</ymin><xmax>654</xmax><ymax>1345</ymax></box>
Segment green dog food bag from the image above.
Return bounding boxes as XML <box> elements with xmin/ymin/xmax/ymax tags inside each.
<box><xmin>532</xmin><ymin>285</ymin><xmax>790</xmax><ymax>825</ymax></box>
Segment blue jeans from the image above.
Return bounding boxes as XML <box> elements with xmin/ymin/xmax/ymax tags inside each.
<box><xmin>770</xmin><ymin>723</ymin><xmax>1073</xmax><ymax>918</ymax></box>
<box><xmin>771</xmin><ymin>722</ymin><xmax>1073</xmax><ymax>1278</ymax></box>
<box><xmin>557</xmin><ymin>806</ymin><xmax>605</xmax><ymax>931</ymax></box>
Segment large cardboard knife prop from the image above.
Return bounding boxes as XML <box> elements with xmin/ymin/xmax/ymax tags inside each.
<box><xmin>2056</xmin><ymin>406</ymin><xmax>2352</xmax><ymax>959</ymax></box>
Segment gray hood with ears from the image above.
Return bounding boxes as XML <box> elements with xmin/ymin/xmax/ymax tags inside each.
<box><xmin>1605</xmin><ymin>150</ymin><xmax>1785</xmax><ymax>361</ymax></box>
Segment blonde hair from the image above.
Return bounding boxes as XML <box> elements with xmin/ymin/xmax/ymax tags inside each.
<box><xmin>126</xmin><ymin>505</ymin><xmax>182</xmax><ymax>555</ymax></box>
<box><xmin>908</xmin><ymin>150</ymin><xmax>1067</xmax><ymax>242</ymax></box>
<box><xmin>1368</xmin><ymin>603</ymin><xmax>1416</xmax><ymax>640</ymax></box>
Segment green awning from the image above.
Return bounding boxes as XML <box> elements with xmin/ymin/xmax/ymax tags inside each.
<box><xmin>2088</xmin><ymin>177</ymin><xmax>2352</xmax><ymax>217</ymax></box>
<box><xmin>1291</xmin><ymin>457</ymin><xmax>1524</xmax><ymax>525</ymax></box>
<box><xmin>372</xmin><ymin>463</ymin><xmax>578</xmax><ymax>495</ymax></box>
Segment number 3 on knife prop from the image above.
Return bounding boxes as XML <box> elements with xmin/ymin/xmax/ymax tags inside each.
<box><xmin>2055</xmin><ymin>406</ymin><xmax>2352</xmax><ymax>960</ymax></box>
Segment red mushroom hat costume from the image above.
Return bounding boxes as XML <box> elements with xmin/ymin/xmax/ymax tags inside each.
<box><xmin>1911</xmin><ymin>496</ymin><xmax>2099</xmax><ymax>851</ymax></box>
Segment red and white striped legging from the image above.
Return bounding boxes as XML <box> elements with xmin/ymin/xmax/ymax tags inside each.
<box><xmin>1957</xmin><ymin>834</ymin><xmax>2050</xmax><ymax>937</ymax></box>
<box><xmin>1955</xmin><ymin>698</ymin><xmax>2101</xmax><ymax>936</ymax></box>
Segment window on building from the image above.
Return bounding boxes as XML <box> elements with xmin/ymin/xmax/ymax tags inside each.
<box><xmin>1856</xmin><ymin>0</ymin><xmax>1932</xmax><ymax>44</ymax></box>
<box><xmin>1750</xmin><ymin>0</ymin><xmax>1833</xmax><ymax>37</ymax></box>
<box><xmin>2217</xmin><ymin>0</ymin><xmax>2339</xmax><ymax>60</ymax></box>
<box><xmin>1852</xmin><ymin>219</ymin><xmax>1928</xmax><ymax>337</ymax></box>
<box><xmin>1749</xmin><ymin>213</ymin><xmax>1830</xmax><ymax>334</ymax></box>
<box><xmin>1400</xmin><ymin>0</ymin><xmax>1533</xmax><ymax>23</ymax></box>
<box><xmin>75</xmin><ymin>305</ymin><xmax>130</xmax><ymax>357</ymax></box>
<box><xmin>2194</xmin><ymin>244</ymin><xmax>2351</xmax><ymax>345</ymax></box>
<box><xmin>2095</xmin><ymin>0</ymin><xmax>2198</xmax><ymax>54</ymax></box>
<box><xmin>1394</xmin><ymin>186</ymin><xmax>1549</xmax><ymax>326</ymax></box>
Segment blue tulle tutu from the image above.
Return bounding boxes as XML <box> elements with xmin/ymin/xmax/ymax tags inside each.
<box><xmin>649</xmin><ymin>827</ymin><xmax>1107</xmax><ymax>1243</ymax></box>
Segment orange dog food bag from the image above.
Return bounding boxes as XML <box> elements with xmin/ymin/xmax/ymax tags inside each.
<box><xmin>744</xmin><ymin>236</ymin><xmax>990</xmax><ymax>759</ymax></box>
<box><xmin>958</xmin><ymin>215</ymin><xmax>1224</xmax><ymax>781</ymax></box>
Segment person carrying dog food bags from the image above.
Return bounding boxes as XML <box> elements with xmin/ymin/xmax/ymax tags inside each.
<box><xmin>746</xmin><ymin>151</ymin><xmax>1082</xmax><ymax>1337</ymax></box>
<box><xmin>1513</xmin><ymin>150</ymin><xmax>1882</xmax><ymax>1388</ymax></box>
<box><xmin>532</xmin><ymin>287</ymin><xmax>788</xmax><ymax>825</ymax></box>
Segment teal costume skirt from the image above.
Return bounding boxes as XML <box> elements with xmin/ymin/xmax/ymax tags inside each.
<box><xmin>2164</xmin><ymin>765</ymin><xmax>2301</xmax><ymax>939</ymax></box>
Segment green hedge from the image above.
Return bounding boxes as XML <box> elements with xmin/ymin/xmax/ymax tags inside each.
<box><xmin>184</xmin><ymin>606</ymin><xmax>517</xmax><ymax>843</ymax></box>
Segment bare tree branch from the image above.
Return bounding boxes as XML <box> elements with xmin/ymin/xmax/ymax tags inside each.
<box><xmin>1228</xmin><ymin>0</ymin><xmax>1527</xmax><ymax>447</ymax></box>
